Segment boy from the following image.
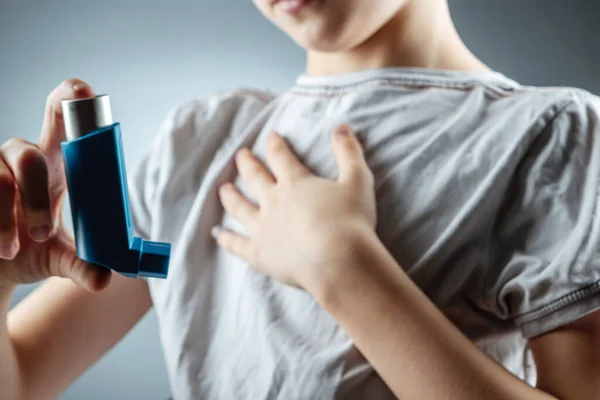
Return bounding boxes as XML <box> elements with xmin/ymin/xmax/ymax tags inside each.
<box><xmin>1</xmin><ymin>0</ymin><xmax>599</xmax><ymax>398</ymax></box>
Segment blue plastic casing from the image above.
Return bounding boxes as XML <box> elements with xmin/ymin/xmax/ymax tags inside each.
<box><xmin>61</xmin><ymin>122</ymin><xmax>170</xmax><ymax>279</ymax></box>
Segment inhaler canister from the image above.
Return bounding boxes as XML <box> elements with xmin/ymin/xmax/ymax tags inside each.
<box><xmin>60</xmin><ymin>95</ymin><xmax>170</xmax><ymax>279</ymax></box>
<box><xmin>63</xmin><ymin>94</ymin><xmax>113</xmax><ymax>140</ymax></box>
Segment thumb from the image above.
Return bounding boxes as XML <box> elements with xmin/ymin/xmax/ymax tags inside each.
<box><xmin>47</xmin><ymin>235</ymin><xmax>112</xmax><ymax>292</ymax></box>
<box><xmin>331</xmin><ymin>124</ymin><xmax>373</xmax><ymax>186</ymax></box>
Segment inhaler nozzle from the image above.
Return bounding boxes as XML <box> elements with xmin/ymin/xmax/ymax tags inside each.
<box><xmin>62</xmin><ymin>95</ymin><xmax>113</xmax><ymax>141</ymax></box>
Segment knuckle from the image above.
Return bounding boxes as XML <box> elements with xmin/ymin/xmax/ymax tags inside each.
<box><xmin>340</xmin><ymin>136</ymin><xmax>357</xmax><ymax>151</ymax></box>
<box><xmin>231</xmin><ymin>198</ymin><xmax>244</xmax><ymax>215</ymax></box>
<box><xmin>237</xmin><ymin>150</ymin><xmax>254</xmax><ymax>169</ymax></box>
<box><xmin>363</xmin><ymin>168</ymin><xmax>375</xmax><ymax>186</ymax></box>
<box><xmin>1</xmin><ymin>137</ymin><xmax>26</xmax><ymax>152</ymax></box>
<box><xmin>347</xmin><ymin>170</ymin><xmax>364</xmax><ymax>186</ymax></box>
<box><xmin>223</xmin><ymin>184</ymin><xmax>240</xmax><ymax>205</ymax></box>
<box><xmin>222</xmin><ymin>193</ymin><xmax>234</xmax><ymax>211</ymax></box>
<box><xmin>54</xmin><ymin>247</ymin><xmax>77</xmax><ymax>280</ymax></box>
<box><xmin>269</xmin><ymin>137</ymin><xmax>284</xmax><ymax>153</ymax></box>
<box><xmin>15</xmin><ymin>146</ymin><xmax>45</xmax><ymax>174</ymax></box>
<box><xmin>263</xmin><ymin>191</ymin><xmax>277</xmax><ymax>208</ymax></box>
<box><xmin>46</xmin><ymin>81</ymin><xmax>66</xmax><ymax>106</ymax></box>
<box><xmin>219</xmin><ymin>185</ymin><xmax>231</xmax><ymax>201</ymax></box>
<box><xmin>0</xmin><ymin>173</ymin><xmax>15</xmax><ymax>195</ymax></box>
<box><xmin>249</xmin><ymin>243</ymin><xmax>260</xmax><ymax>265</ymax></box>
<box><xmin>244</xmin><ymin>159</ymin><xmax>262</xmax><ymax>176</ymax></box>
<box><xmin>222</xmin><ymin>234</ymin><xmax>235</xmax><ymax>254</ymax></box>
<box><xmin>251</xmin><ymin>165</ymin><xmax>265</xmax><ymax>178</ymax></box>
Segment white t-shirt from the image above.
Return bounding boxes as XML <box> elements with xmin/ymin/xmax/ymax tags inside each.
<box><xmin>128</xmin><ymin>67</ymin><xmax>600</xmax><ymax>399</ymax></box>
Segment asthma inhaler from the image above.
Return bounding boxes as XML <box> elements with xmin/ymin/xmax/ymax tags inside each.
<box><xmin>60</xmin><ymin>95</ymin><xmax>170</xmax><ymax>279</ymax></box>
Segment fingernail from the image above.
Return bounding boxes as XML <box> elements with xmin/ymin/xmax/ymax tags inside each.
<box><xmin>72</xmin><ymin>81</ymin><xmax>89</xmax><ymax>92</ymax></box>
<box><xmin>335</xmin><ymin>125</ymin><xmax>352</xmax><ymax>138</ymax></box>
<box><xmin>29</xmin><ymin>224</ymin><xmax>51</xmax><ymax>241</ymax></box>
<box><xmin>211</xmin><ymin>226</ymin><xmax>222</xmax><ymax>239</ymax></box>
<box><xmin>0</xmin><ymin>242</ymin><xmax>17</xmax><ymax>259</ymax></box>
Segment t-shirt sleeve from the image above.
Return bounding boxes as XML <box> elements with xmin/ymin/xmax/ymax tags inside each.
<box><xmin>126</xmin><ymin>88</ymin><xmax>275</xmax><ymax>242</ymax></box>
<box><xmin>127</xmin><ymin>152</ymin><xmax>156</xmax><ymax>240</ymax></box>
<box><xmin>127</xmin><ymin>111</ymin><xmax>173</xmax><ymax>240</ymax></box>
<box><xmin>491</xmin><ymin>90</ymin><xmax>600</xmax><ymax>339</ymax></box>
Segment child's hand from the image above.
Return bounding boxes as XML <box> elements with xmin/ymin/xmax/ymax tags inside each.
<box><xmin>0</xmin><ymin>79</ymin><xmax>111</xmax><ymax>292</ymax></box>
<box><xmin>213</xmin><ymin>124</ymin><xmax>377</xmax><ymax>291</ymax></box>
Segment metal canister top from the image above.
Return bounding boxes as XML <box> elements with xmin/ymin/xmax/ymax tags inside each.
<box><xmin>62</xmin><ymin>94</ymin><xmax>113</xmax><ymax>141</ymax></box>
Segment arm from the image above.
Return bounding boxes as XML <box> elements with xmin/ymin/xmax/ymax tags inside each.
<box><xmin>312</xmin><ymin>228</ymin><xmax>566</xmax><ymax>400</ymax></box>
<box><xmin>213</xmin><ymin>123</ymin><xmax>600</xmax><ymax>400</ymax></box>
<box><xmin>529</xmin><ymin>311</ymin><xmax>600</xmax><ymax>400</ymax></box>
<box><xmin>2</xmin><ymin>275</ymin><xmax>151</xmax><ymax>400</ymax></box>
<box><xmin>0</xmin><ymin>79</ymin><xmax>155</xmax><ymax>399</ymax></box>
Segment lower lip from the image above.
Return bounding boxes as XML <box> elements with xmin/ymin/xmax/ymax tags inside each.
<box><xmin>275</xmin><ymin>0</ymin><xmax>313</xmax><ymax>14</ymax></box>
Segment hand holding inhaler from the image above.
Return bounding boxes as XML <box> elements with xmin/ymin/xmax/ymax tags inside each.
<box><xmin>0</xmin><ymin>80</ymin><xmax>169</xmax><ymax>293</ymax></box>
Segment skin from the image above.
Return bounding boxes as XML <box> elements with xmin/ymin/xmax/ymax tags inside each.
<box><xmin>0</xmin><ymin>80</ymin><xmax>152</xmax><ymax>400</ymax></box>
<box><xmin>215</xmin><ymin>128</ymin><xmax>598</xmax><ymax>399</ymax></box>
<box><xmin>253</xmin><ymin>0</ymin><xmax>488</xmax><ymax>75</ymax></box>
<box><xmin>1</xmin><ymin>0</ymin><xmax>598</xmax><ymax>399</ymax></box>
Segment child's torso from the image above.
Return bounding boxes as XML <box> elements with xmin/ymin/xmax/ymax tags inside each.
<box><xmin>141</xmin><ymin>69</ymin><xmax>578</xmax><ymax>399</ymax></box>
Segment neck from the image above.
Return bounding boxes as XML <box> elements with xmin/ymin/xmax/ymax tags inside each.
<box><xmin>306</xmin><ymin>0</ymin><xmax>489</xmax><ymax>76</ymax></box>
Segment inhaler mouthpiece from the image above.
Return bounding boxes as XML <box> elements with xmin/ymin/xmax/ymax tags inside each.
<box><xmin>62</xmin><ymin>95</ymin><xmax>113</xmax><ymax>141</ymax></box>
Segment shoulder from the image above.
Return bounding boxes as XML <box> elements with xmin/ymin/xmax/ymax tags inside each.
<box><xmin>485</xmin><ymin>86</ymin><xmax>600</xmax><ymax>339</ymax></box>
<box><xmin>512</xmin><ymin>86</ymin><xmax>600</xmax><ymax>161</ymax></box>
<box><xmin>471</xmin><ymin>81</ymin><xmax>600</xmax><ymax>167</ymax></box>
<box><xmin>542</xmin><ymin>87</ymin><xmax>600</xmax><ymax>133</ymax></box>
<box><xmin>147</xmin><ymin>87</ymin><xmax>276</xmax><ymax>166</ymax></box>
<box><xmin>497</xmin><ymin>86</ymin><xmax>600</xmax><ymax>186</ymax></box>
<box><xmin>495</xmin><ymin>83</ymin><xmax>600</xmax><ymax>134</ymax></box>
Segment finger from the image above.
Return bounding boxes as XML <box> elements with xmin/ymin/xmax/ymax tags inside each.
<box><xmin>266</xmin><ymin>132</ymin><xmax>310</xmax><ymax>182</ymax></box>
<box><xmin>211</xmin><ymin>226</ymin><xmax>252</xmax><ymax>262</ymax></box>
<box><xmin>0</xmin><ymin>158</ymin><xmax>18</xmax><ymax>259</ymax></box>
<box><xmin>0</xmin><ymin>139</ymin><xmax>53</xmax><ymax>241</ymax></box>
<box><xmin>235</xmin><ymin>148</ymin><xmax>275</xmax><ymax>201</ymax></box>
<box><xmin>39</xmin><ymin>79</ymin><xmax>95</xmax><ymax>198</ymax></box>
<box><xmin>331</xmin><ymin>124</ymin><xmax>373</xmax><ymax>186</ymax></box>
<box><xmin>40</xmin><ymin>78</ymin><xmax>95</xmax><ymax>154</ymax></box>
<box><xmin>50</xmin><ymin>236</ymin><xmax>112</xmax><ymax>292</ymax></box>
<box><xmin>219</xmin><ymin>182</ymin><xmax>258</xmax><ymax>231</ymax></box>
<box><xmin>61</xmin><ymin>258</ymin><xmax>112</xmax><ymax>292</ymax></box>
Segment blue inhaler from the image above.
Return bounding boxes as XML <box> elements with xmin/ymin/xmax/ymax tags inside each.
<box><xmin>60</xmin><ymin>95</ymin><xmax>170</xmax><ymax>279</ymax></box>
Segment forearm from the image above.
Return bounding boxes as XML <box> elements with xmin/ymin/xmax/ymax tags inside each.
<box><xmin>313</xmin><ymin>230</ymin><xmax>557</xmax><ymax>400</ymax></box>
<box><xmin>0</xmin><ymin>283</ymin><xmax>23</xmax><ymax>400</ymax></box>
<box><xmin>5</xmin><ymin>276</ymin><xmax>153</xmax><ymax>400</ymax></box>
<box><xmin>0</xmin><ymin>275</ymin><xmax>153</xmax><ymax>400</ymax></box>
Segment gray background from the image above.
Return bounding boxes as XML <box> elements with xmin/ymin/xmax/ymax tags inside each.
<box><xmin>1</xmin><ymin>0</ymin><xmax>598</xmax><ymax>399</ymax></box>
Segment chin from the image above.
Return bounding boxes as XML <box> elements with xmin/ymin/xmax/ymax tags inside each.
<box><xmin>256</xmin><ymin>0</ymin><xmax>409</xmax><ymax>53</ymax></box>
<box><xmin>287</xmin><ymin>22</ymin><xmax>368</xmax><ymax>53</ymax></box>
<box><xmin>294</xmin><ymin>34</ymin><xmax>350</xmax><ymax>53</ymax></box>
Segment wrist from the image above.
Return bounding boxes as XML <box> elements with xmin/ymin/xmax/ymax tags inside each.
<box><xmin>306</xmin><ymin>224</ymin><xmax>387</xmax><ymax>309</ymax></box>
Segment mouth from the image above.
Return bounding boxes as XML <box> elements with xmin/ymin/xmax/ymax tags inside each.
<box><xmin>271</xmin><ymin>0</ymin><xmax>315</xmax><ymax>14</ymax></box>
